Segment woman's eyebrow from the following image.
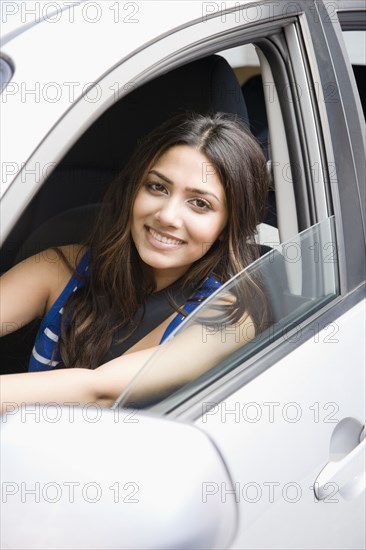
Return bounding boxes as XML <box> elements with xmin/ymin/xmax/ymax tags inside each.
<box><xmin>148</xmin><ymin>169</ymin><xmax>222</xmax><ymax>203</ymax></box>
<box><xmin>149</xmin><ymin>169</ymin><xmax>172</xmax><ymax>184</ymax></box>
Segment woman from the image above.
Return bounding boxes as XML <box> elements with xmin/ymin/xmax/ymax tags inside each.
<box><xmin>0</xmin><ymin>112</ymin><xmax>269</xmax><ymax>410</ymax></box>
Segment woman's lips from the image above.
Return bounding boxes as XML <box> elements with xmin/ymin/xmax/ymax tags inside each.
<box><xmin>145</xmin><ymin>225</ymin><xmax>185</xmax><ymax>250</ymax></box>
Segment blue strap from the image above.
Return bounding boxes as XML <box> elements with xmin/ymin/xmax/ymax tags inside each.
<box><xmin>160</xmin><ymin>276</ymin><xmax>222</xmax><ymax>343</ymax></box>
<box><xmin>28</xmin><ymin>250</ymin><xmax>91</xmax><ymax>371</ymax></box>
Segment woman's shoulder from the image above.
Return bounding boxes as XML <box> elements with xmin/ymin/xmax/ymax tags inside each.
<box><xmin>41</xmin><ymin>243</ymin><xmax>88</xmax><ymax>283</ymax></box>
<box><xmin>54</xmin><ymin>244</ymin><xmax>89</xmax><ymax>272</ymax></box>
<box><xmin>44</xmin><ymin>244</ymin><xmax>89</xmax><ymax>314</ymax></box>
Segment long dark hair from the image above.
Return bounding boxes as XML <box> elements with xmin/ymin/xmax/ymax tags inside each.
<box><xmin>58</xmin><ymin>112</ymin><xmax>269</xmax><ymax>369</ymax></box>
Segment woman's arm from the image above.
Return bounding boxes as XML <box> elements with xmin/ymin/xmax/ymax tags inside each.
<box><xmin>105</xmin><ymin>311</ymin><xmax>256</xmax><ymax>407</ymax></box>
<box><xmin>1</xmin><ymin>307</ymin><xmax>255</xmax><ymax>413</ymax></box>
<box><xmin>0</xmin><ymin>246</ymin><xmax>81</xmax><ymax>337</ymax></box>
<box><xmin>0</xmin><ymin>253</ymin><xmax>51</xmax><ymax>336</ymax></box>
<box><xmin>0</xmin><ymin>346</ymin><xmax>158</xmax><ymax>414</ymax></box>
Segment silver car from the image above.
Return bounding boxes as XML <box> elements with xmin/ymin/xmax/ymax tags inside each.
<box><xmin>1</xmin><ymin>1</ymin><xmax>365</xmax><ymax>548</ymax></box>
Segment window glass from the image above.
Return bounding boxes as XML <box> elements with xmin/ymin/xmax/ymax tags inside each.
<box><xmin>114</xmin><ymin>216</ymin><xmax>338</xmax><ymax>411</ymax></box>
<box><xmin>340</xmin><ymin>27</ymin><xmax>366</xmax><ymax>117</ymax></box>
<box><xmin>341</xmin><ymin>30</ymin><xmax>366</xmax><ymax>65</ymax></box>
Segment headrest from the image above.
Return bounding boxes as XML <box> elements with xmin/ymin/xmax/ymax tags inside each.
<box><xmin>61</xmin><ymin>55</ymin><xmax>249</xmax><ymax>172</ymax></box>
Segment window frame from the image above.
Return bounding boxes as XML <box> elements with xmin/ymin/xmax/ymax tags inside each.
<box><xmin>301</xmin><ymin>2</ymin><xmax>365</xmax><ymax>294</ymax></box>
<box><xmin>118</xmin><ymin>5</ymin><xmax>366</xmax><ymax>419</ymax></box>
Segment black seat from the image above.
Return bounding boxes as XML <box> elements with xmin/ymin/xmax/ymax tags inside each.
<box><xmin>15</xmin><ymin>204</ymin><xmax>100</xmax><ymax>264</ymax></box>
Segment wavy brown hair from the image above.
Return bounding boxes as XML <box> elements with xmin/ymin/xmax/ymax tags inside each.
<box><xmin>58</xmin><ymin>112</ymin><xmax>269</xmax><ymax>369</ymax></box>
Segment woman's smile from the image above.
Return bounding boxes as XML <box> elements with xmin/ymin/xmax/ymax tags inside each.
<box><xmin>131</xmin><ymin>145</ymin><xmax>228</xmax><ymax>289</ymax></box>
<box><xmin>145</xmin><ymin>225</ymin><xmax>186</xmax><ymax>248</ymax></box>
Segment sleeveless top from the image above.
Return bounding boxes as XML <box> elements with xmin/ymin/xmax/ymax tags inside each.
<box><xmin>28</xmin><ymin>251</ymin><xmax>222</xmax><ymax>371</ymax></box>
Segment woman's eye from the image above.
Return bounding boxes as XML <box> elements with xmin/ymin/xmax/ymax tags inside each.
<box><xmin>190</xmin><ymin>198</ymin><xmax>212</xmax><ymax>211</ymax></box>
<box><xmin>146</xmin><ymin>182</ymin><xmax>167</xmax><ymax>193</ymax></box>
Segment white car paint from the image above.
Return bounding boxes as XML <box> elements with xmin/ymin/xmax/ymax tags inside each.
<box><xmin>196</xmin><ymin>300</ymin><xmax>366</xmax><ymax>549</ymax></box>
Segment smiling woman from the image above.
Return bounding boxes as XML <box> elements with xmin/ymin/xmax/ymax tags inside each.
<box><xmin>0</xmin><ymin>111</ymin><xmax>269</xmax><ymax>410</ymax></box>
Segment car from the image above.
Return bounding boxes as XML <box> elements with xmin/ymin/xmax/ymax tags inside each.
<box><xmin>0</xmin><ymin>1</ymin><xmax>365</xmax><ymax>549</ymax></box>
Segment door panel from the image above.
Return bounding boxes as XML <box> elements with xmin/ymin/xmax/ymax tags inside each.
<box><xmin>196</xmin><ymin>299</ymin><xmax>365</xmax><ymax>549</ymax></box>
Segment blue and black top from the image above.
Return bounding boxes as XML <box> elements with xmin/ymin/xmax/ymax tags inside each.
<box><xmin>28</xmin><ymin>250</ymin><xmax>222</xmax><ymax>371</ymax></box>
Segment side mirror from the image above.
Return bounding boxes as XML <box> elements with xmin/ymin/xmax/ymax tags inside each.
<box><xmin>1</xmin><ymin>406</ymin><xmax>237</xmax><ymax>549</ymax></box>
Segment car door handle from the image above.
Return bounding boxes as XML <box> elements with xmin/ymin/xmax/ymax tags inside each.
<box><xmin>314</xmin><ymin>438</ymin><xmax>365</xmax><ymax>500</ymax></box>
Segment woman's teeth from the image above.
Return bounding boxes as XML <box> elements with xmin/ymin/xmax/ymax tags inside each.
<box><xmin>149</xmin><ymin>227</ymin><xmax>183</xmax><ymax>245</ymax></box>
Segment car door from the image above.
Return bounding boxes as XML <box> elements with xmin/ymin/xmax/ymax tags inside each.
<box><xmin>192</xmin><ymin>3</ymin><xmax>365</xmax><ymax>548</ymax></box>
<box><xmin>186</xmin><ymin>3</ymin><xmax>365</xmax><ymax>548</ymax></box>
<box><xmin>114</xmin><ymin>2</ymin><xmax>365</xmax><ymax>548</ymax></box>
<box><xmin>119</xmin><ymin>218</ymin><xmax>364</xmax><ymax>549</ymax></box>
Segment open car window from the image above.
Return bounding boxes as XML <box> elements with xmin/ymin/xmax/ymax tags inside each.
<box><xmin>114</xmin><ymin>216</ymin><xmax>338</xmax><ymax>413</ymax></box>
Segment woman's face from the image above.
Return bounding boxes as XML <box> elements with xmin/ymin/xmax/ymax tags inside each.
<box><xmin>131</xmin><ymin>145</ymin><xmax>228</xmax><ymax>290</ymax></box>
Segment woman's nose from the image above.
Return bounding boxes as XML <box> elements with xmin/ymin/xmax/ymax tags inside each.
<box><xmin>155</xmin><ymin>199</ymin><xmax>183</xmax><ymax>227</ymax></box>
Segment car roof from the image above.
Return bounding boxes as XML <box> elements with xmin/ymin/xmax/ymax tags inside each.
<box><xmin>0</xmin><ymin>1</ymin><xmax>82</xmax><ymax>44</ymax></box>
